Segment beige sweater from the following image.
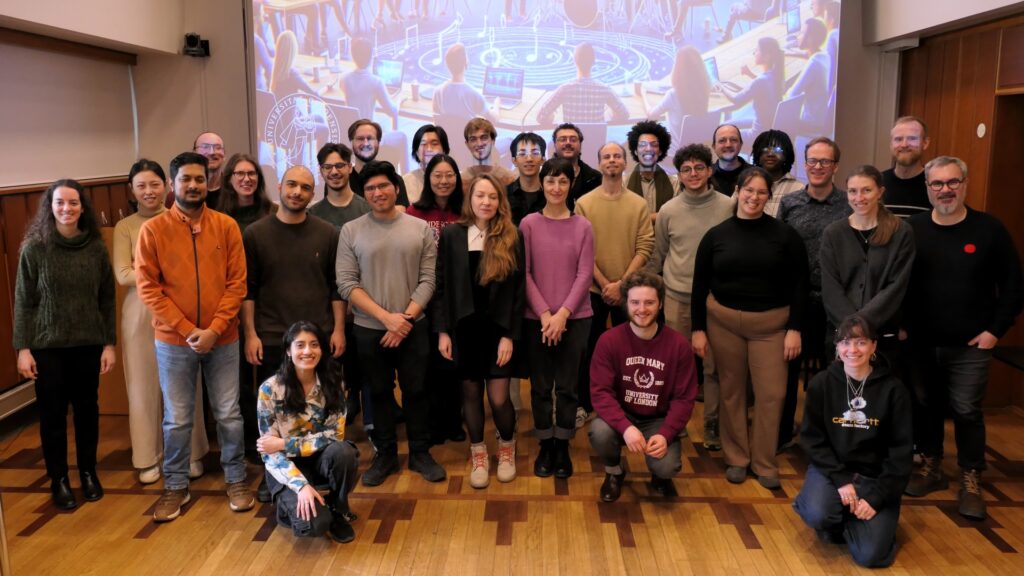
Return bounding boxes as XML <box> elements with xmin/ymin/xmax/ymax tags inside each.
<box><xmin>574</xmin><ymin>188</ymin><xmax>655</xmax><ymax>293</ymax></box>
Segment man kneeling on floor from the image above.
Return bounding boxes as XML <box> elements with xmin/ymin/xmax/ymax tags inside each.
<box><xmin>588</xmin><ymin>271</ymin><xmax>698</xmax><ymax>502</ymax></box>
<box><xmin>257</xmin><ymin>321</ymin><xmax>358</xmax><ymax>543</ymax></box>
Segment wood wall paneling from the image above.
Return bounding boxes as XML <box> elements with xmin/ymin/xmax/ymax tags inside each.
<box><xmin>998</xmin><ymin>24</ymin><xmax>1024</xmax><ymax>89</ymax></box>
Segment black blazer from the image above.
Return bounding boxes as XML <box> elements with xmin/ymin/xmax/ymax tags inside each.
<box><xmin>432</xmin><ymin>223</ymin><xmax>526</xmax><ymax>339</ymax></box>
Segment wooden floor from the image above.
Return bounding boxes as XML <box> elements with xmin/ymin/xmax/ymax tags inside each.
<box><xmin>2</xmin><ymin>389</ymin><xmax>1024</xmax><ymax>575</ymax></box>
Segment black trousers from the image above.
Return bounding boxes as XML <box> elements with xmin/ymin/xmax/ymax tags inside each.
<box><xmin>526</xmin><ymin>317</ymin><xmax>592</xmax><ymax>439</ymax></box>
<box><xmin>238</xmin><ymin>333</ymin><xmax>259</xmax><ymax>459</ymax></box>
<box><xmin>33</xmin><ymin>346</ymin><xmax>102</xmax><ymax>479</ymax></box>
<box><xmin>354</xmin><ymin>320</ymin><xmax>431</xmax><ymax>454</ymax></box>
<box><xmin>779</xmin><ymin>299</ymin><xmax>827</xmax><ymax>446</ymax></box>
<box><xmin>267</xmin><ymin>440</ymin><xmax>359</xmax><ymax>537</ymax></box>
<box><xmin>580</xmin><ymin>293</ymin><xmax>628</xmax><ymax>412</ymax></box>
<box><xmin>426</xmin><ymin>332</ymin><xmax>462</xmax><ymax>439</ymax></box>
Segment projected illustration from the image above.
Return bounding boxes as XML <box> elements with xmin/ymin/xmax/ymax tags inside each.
<box><xmin>251</xmin><ymin>0</ymin><xmax>840</xmax><ymax>191</ymax></box>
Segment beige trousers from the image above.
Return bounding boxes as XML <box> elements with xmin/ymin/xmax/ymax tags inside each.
<box><xmin>664</xmin><ymin>293</ymin><xmax>719</xmax><ymax>423</ymax></box>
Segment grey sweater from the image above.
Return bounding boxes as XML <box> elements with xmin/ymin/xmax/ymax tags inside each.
<box><xmin>819</xmin><ymin>219</ymin><xmax>915</xmax><ymax>333</ymax></box>
<box><xmin>647</xmin><ymin>187</ymin><xmax>735</xmax><ymax>300</ymax></box>
<box><xmin>335</xmin><ymin>212</ymin><xmax>437</xmax><ymax>330</ymax></box>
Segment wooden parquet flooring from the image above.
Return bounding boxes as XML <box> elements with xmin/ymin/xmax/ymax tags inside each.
<box><xmin>3</xmin><ymin>397</ymin><xmax>1024</xmax><ymax>575</ymax></box>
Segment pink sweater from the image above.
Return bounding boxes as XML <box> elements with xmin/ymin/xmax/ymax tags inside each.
<box><xmin>520</xmin><ymin>213</ymin><xmax>594</xmax><ymax>320</ymax></box>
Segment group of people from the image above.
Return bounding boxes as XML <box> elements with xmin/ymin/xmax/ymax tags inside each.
<box><xmin>13</xmin><ymin>111</ymin><xmax>1022</xmax><ymax>566</ymax></box>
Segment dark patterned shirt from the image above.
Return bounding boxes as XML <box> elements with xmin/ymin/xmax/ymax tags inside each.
<box><xmin>778</xmin><ymin>185</ymin><xmax>851</xmax><ymax>298</ymax></box>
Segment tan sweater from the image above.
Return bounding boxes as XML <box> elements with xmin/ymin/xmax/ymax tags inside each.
<box><xmin>574</xmin><ymin>188</ymin><xmax>655</xmax><ymax>293</ymax></box>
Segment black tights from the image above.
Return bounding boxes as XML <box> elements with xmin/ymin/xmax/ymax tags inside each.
<box><xmin>462</xmin><ymin>378</ymin><xmax>515</xmax><ymax>444</ymax></box>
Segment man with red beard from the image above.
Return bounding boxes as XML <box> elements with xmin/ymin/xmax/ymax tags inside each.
<box><xmin>882</xmin><ymin>116</ymin><xmax>931</xmax><ymax>219</ymax></box>
<box><xmin>346</xmin><ymin>120</ymin><xmax>410</xmax><ymax>207</ymax></box>
<box><xmin>588</xmin><ymin>271</ymin><xmax>697</xmax><ymax>502</ymax></box>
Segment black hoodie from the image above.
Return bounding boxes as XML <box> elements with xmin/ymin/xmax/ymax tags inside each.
<box><xmin>800</xmin><ymin>362</ymin><xmax>913</xmax><ymax>509</ymax></box>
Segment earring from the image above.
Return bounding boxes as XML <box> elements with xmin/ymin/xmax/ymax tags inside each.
<box><xmin>871</xmin><ymin>353</ymin><xmax>877</xmax><ymax>362</ymax></box>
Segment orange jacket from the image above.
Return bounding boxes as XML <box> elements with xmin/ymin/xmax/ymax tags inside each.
<box><xmin>135</xmin><ymin>203</ymin><xmax>246</xmax><ymax>347</ymax></box>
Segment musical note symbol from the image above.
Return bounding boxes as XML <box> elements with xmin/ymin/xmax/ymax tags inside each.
<box><xmin>398</xmin><ymin>23</ymin><xmax>419</xmax><ymax>56</ymax></box>
<box><xmin>526</xmin><ymin>15</ymin><xmax>540</xmax><ymax>63</ymax></box>
<box><xmin>559</xmin><ymin>21</ymin><xmax>572</xmax><ymax>46</ymax></box>
<box><xmin>432</xmin><ymin>17</ymin><xmax>462</xmax><ymax>65</ymax></box>
<box><xmin>500</xmin><ymin>13</ymin><xmax>508</xmax><ymax>29</ymax></box>
<box><xmin>477</xmin><ymin>15</ymin><xmax>488</xmax><ymax>38</ymax></box>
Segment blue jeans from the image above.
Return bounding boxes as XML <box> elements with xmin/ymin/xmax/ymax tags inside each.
<box><xmin>156</xmin><ymin>341</ymin><xmax>246</xmax><ymax>489</ymax></box>
<box><xmin>794</xmin><ymin>464</ymin><xmax>900</xmax><ymax>568</ymax></box>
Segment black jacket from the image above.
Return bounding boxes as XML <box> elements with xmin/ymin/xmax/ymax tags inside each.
<box><xmin>432</xmin><ymin>223</ymin><xmax>526</xmax><ymax>340</ymax></box>
<box><xmin>801</xmin><ymin>362</ymin><xmax>913</xmax><ymax>509</ymax></box>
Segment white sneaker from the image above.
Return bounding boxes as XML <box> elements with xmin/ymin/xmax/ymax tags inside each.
<box><xmin>188</xmin><ymin>460</ymin><xmax>204</xmax><ymax>479</ymax></box>
<box><xmin>468</xmin><ymin>443</ymin><xmax>490</xmax><ymax>489</ymax></box>
<box><xmin>496</xmin><ymin>438</ymin><xmax>516</xmax><ymax>483</ymax></box>
<box><xmin>139</xmin><ymin>465</ymin><xmax>161</xmax><ymax>485</ymax></box>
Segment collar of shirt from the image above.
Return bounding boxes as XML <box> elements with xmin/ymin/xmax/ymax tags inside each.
<box><xmin>468</xmin><ymin>224</ymin><xmax>487</xmax><ymax>250</ymax></box>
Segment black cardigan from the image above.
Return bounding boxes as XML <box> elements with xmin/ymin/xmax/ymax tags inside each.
<box><xmin>432</xmin><ymin>223</ymin><xmax>526</xmax><ymax>339</ymax></box>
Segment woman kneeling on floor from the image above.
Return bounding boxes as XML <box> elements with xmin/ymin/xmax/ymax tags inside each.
<box><xmin>793</xmin><ymin>314</ymin><xmax>912</xmax><ymax>568</ymax></box>
<box><xmin>257</xmin><ymin>321</ymin><xmax>358</xmax><ymax>543</ymax></box>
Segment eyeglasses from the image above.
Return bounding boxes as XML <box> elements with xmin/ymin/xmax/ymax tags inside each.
<box><xmin>678</xmin><ymin>165</ymin><xmax>708</xmax><ymax>175</ymax></box>
<box><xmin>637</xmin><ymin>141</ymin><xmax>659</xmax><ymax>150</ymax></box>
<box><xmin>363</xmin><ymin>182</ymin><xmax>394</xmax><ymax>193</ymax></box>
<box><xmin>805</xmin><ymin>158</ymin><xmax>836</xmax><ymax>168</ymax></box>
<box><xmin>430</xmin><ymin>171</ymin><xmax>456</xmax><ymax>181</ymax></box>
<box><xmin>231</xmin><ymin>170</ymin><xmax>258</xmax><ymax>179</ymax></box>
<box><xmin>516</xmin><ymin>149</ymin><xmax>542</xmax><ymax>158</ymax></box>
<box><xmin>196</xmin><ymin>143</ymin><xmax>224</xmax><ymax>152</ymax></box>
<box><xmin>927</xmin><ymin>178</ymin><xmax>964</xmax><ymax>191</ymax></box>
<box><xmin>760</xmin><ymin>146</ymin><xmax>785</xmax><ymax>155</ymax></box>
<box><xmin>555</xmin><ymin>136</ymin><xmax>580</xmax><ymax>144</ymax></box>
<box><xmin>321</xmin><ymin>162</ymin><xmax>349</xmax><ymax>172</ymax></box>
<box><xmin>352</xmin><ymin>136</ymin><xmax>378</xmax><ymax>144</ymax></box>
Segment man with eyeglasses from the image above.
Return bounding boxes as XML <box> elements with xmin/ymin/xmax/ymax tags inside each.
<box><xmin>750</xmin><ymin>129</ymin><xmax>803</xmax><ymax>217</ymax></box>
<box><xmin>194</xmin><ymin>132</ymin><xmax>226</xmax><ymax>209</ymax></box>
<box><xmin>882</xmin><ymin>116</ymin><xmax>932</xmax><ymax>219</ymax></box>
<box><xmin>346</xmin><ymin>120</ymin><xmax>410</xmax><ymax>207</ymax></box>
<box><xmin>646</xmin><ymin>143</ymin><xmax>734</xmax><ymax>450</ymax></box>
<box><xmin>461</xmin><ymin>117</ymin><xmax>515</xmax><ymax>191</ymax></box>
<box><xmin>777</xmin><ymin>137</ymin><xmax>851</xmax><ymax>452</ymax></box>
<box><xmin>903</xmin><ymin>156</ymin><xmax>1023</xmax><ymax>520</ymax></box>
<box><xmin>551</xmin><ymin>123</ymin><xmax>602</xmax><ymax>211</ymax></box>
<box><xmin>310</xmin><ymin>143</ymin><xmax>371</xmax><ymax>228</ymax></box>
<box><xmin>335</xmin><ymin>160</ymin><xmax>444</xmax><ymax>486</ymax></box>
<box><xmin>575</xmin><ymin>142</ymin><xmax>655</xmax><ymax>429</ymax></box>
<box><xmin>625</xmin><ymin>121</ymin><xmax>675</xmax><ymax>223</ymax></box>
<box><xmin>709</xmin><ymin>124</ymin><xmax>750</xmax><ymax>197</ymax></box>
<box><xmin>243</xmin><ymin>165</ymin><xmax>345</xmax><ymax>502</ymax></box>
<box><xmin>507</xmin><ymin>132</ymin><xmax>547</xmax><ymax>225</ymax></box>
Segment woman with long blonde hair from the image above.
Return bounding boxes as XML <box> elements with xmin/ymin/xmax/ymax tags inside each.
<box><xmin>434</xmin><ymin>173</ymin><xmax>525</xmax><ymax>488</ymax></box>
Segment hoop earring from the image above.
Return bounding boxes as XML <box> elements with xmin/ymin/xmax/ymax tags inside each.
<box><xmin>870</xmin><ymin>353</ymin><xmax>877</xmax><ymax>362</ymax></box>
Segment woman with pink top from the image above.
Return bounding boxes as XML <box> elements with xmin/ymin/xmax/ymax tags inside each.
<box><xmin>519</xmin><ymin>157</ymin><xmax>595</xmax><ymax>479</ymax></box>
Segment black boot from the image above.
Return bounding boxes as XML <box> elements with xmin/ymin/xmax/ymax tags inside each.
<box><xmin>80</xmin><ymin>470</ymin><xmax>104</xmax><ymax>502</ymax></box>
<box><xmin>534</xmin><ymin>438</ymin><xmax>555</xmax><ymax>477</ymax></box>
<box><xmin>553</xmin><ymin>439</ymin><xmax>573</xmax><ymax>478</ymax></box>
<box><xmin>51</xmin><ymin>476</ymin><xmax>77</xmax><ymax>510</ymax></box>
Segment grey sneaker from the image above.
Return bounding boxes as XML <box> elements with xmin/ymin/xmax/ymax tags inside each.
<box><xmin>905</xmin><ymin>455</ymin><xmax>948</xmax><ymax>497</ymax></box>
<box><xmin>725</xmin><ymin>466</ymin><xmax>747</xmax><ymax>484</ymax></box>
<box><xmin>958</xmin><ymin>468</ymin><xmax>986</xmax><ymax>520</ymax></box>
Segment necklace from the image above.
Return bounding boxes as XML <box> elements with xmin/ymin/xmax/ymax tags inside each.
<box><xmin>855</xmin><ymin>227</ymin><xmax>875</xmax><ymax>245</ymax></box>
<box><xmin>845</xmin><ymin>372</ymin><xmax>868</xmax><ymax>411</ymax></box>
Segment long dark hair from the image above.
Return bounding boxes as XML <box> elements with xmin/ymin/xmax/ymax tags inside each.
<box><xmin>274</xmin><ymin>321</ymin><xmax>345</xmax><ymax>416</ymax></box>
<box><xmin>22</xmin><ymin>179</ymin><xmax>100</xmax><ymax>250</ymax></box>
<box><xmin>846</xmin><ymin>165</ymin><xmax>900</xmax><ymax>247</ymax></box>
<box><xmin>218</xmin><ymin>153</ymin><xmax>275</xmax><ymax>216</ymax></box>
<box><xmin>414</xmin><ymin>154</ymin><xmax>463</xmax><ymax>214</ymax></box>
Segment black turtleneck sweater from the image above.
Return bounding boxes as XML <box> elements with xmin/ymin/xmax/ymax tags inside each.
<box><xmin>691</xmin><ymin>215</ymin><xmax>807</xmax><ymax>331</ymax></box>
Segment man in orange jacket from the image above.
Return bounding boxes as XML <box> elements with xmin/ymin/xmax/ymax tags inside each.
<box><xmin>136</xmin><ymin>151</ymin><xmax>254</xmax><ymax>522</ymax></box>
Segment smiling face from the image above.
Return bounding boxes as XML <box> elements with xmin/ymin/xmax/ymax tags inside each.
<box><xmin>758</xmin><ymin>145</ymin><xmax>784</xmax><ymax>172</ymax></box>
<box><xmin>131</xmin><ymin>170</ymin><xmax>167</xmax><ymax>213</ymax></box>
<box><xmin>230</xmin><ymin>160</ymin><xmax>259</xmax><ymax>199</ymax></box>
<box><xmin>513</xmin><ymin>140</ymin><xmax>543</xmax><ymax>178</ymax></box>
<box><xmin>554</xmin><ymin>128</ymin><xmax>581</xmax><ymax>161</ymax></box>
<box><xmin>320</xmin><ymin>151</ymin><xmax>351</xmax><ymax>193</ymax></box>
<box><xmin>926</xmin><ymin>162</ymin><xmax>967</xmax><ymax>217</ymax></box>
<box><xmin>713</xmin><ymin>125</ymin><xmax>741</xmax><ymax>163</ymax></box>
<box><xmin>542</xmin><ymin>173</ymin><xmax>572</xmax><ymax>207</ymax></box>
<box><xmin>51</xmin><ymin>186</ymin><xmax>83</xmax><ymax>229</ymax></box>
<box><xmin>418</xmin><ymin>131</ymin><xmax>444</xmax><ymax>167</ymax></box>
<box><xmin>736</xmin><ymin>175</ymin><xmax>770</xmax><ymax>219</ymax></box>
<box><xmin>428</xmin><ymin>160</ymin><xmax>457</xmax><ymax>202</ymax></box>
<box><xmin>890</xmin><ymin>120</ymin><xmax>929</xmax><ymax>168</ymax></box>
<box><xmin>194</xmin><ymin>132</ymin><xmax>225</xmax><ymax>172</ymax></box>
<box><xmin>470</xmin><ymin>178</ymin><xmax>500</xmax><ymax>225</ymax></box>
<box><xmin>837</xmin><ymin>332</ymin><xmax>877</xmax><ymax>374</ymax></box>
<box><xmin>678</xmin><ymin>159</ymin><xmax>710</xmax><ymax>194</ymax></box>
<box><xmin>288</xmin><ymin>330</ymin><xmax>322</xmax><ymax>372</ymax></box>
<box><xmin>598</xmin><ymin>143</ymin><xmax>626</xmax><ymax>178</ymax></box>
<box><xmin>636</xmin><ymin>134</ymin><xmax>660</xmax><ymax>169</ymax></box>
<box><xmin>351</xmin><ymin>125</ymin><xmax>380</xmax><ymax>162</ymax></box>
<box><xmin>804</xmin><ymin>142</ymin><xmax>838</xmax><ymax>188</ymax></box>
<box><xmin>467</xmin><ymin>129</ymin><xmax>493</xmax><ymax>162</ymax></box>
<box><xmin>627</xmin><ymin>286</ymin><xmax>661</xmax><ymax>330</ymax></box>
<box><xmin>278</xmin><ymin>167</ymin><xmax>315</xmax><ymax>213</ymax></box>
<box><xmin>173</xmin><ymin>163</ymin><xmax>208</xmax><ymax>211</ymax></box>
<box><xmin>846</xmin><ymin>175</ymin><xmax>882</xmax><ymax>219</ymax></box>
<box><xmin>363</xmin><ymin>174</ymin><xmax>397</xmax><ymax>214</ymax></box>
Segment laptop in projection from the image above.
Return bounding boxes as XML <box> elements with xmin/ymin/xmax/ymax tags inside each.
<box><xmin>482</xmin><ymin>66</ymin><xmax>524</xmax><ymax>109</ymax></box>
<box><xmin>704</xmin><ymin>57</ymin><xmax>741</xmax><ymax>92</ymax></box>
<box><xmin>375</xmin><ymin>58</ymin><xmax>404</xmax><ymax>97</ymax></box>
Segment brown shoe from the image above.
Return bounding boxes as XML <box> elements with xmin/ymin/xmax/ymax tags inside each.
<box><xmin>905</xmin><ymin>455</ymin><xmax>948</xmax><ymax>497</ymax></box>
<box><xmin>153</xmin><ymin>488</ymin><xmax>190</xmax><ymax>522</ymax></box>
<box><xmin>226</xmin><ymin>481</ymin><xmax>255</xmax><ymax>512</ymax></box>
<box><xmin>958</xmin><ymin>468</ymin><xmax>986</xmax><ymax>520</ymax></box>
